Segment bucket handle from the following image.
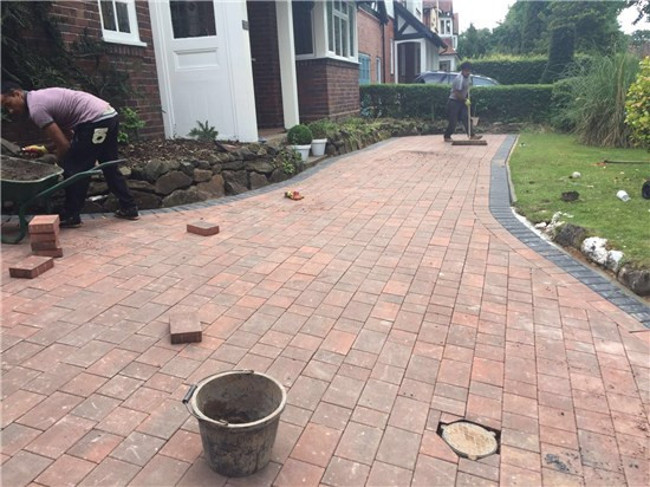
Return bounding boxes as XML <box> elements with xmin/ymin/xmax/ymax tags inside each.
<box><xmin>182</xmin><ymin>370</ymin><xmax>255</xmax><ymax>425</ymax></box>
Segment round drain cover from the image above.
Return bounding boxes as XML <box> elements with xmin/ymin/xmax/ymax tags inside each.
<box><xmin>441</xmin><ymin>421</ymin><xmax>498</xmax><ymax>460</ymax></box>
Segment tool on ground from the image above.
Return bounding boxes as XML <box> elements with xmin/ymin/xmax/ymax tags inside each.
<box><xmin>284</xmin><ymin>190</ymin><xmax>304</xmax><ymax>200</ymax></box>
<box><xmin>452</xmin><ymin>85</ymin><xmax>488</xmax><ymax>146</ymax></box>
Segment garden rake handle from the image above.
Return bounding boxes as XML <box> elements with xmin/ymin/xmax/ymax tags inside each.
<box><xmin>467</xmin><ymin>85</ymin><xmax>472</xmax><ymax>140</ymax></box>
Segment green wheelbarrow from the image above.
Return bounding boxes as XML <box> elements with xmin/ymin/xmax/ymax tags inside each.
<box><xmin>1</xmin><ymin>158</ymin><xmax>124</xmax><ymax>244</ymax></box>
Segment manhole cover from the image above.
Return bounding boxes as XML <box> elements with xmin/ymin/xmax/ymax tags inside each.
<box><xmin>440</xmin><ymin>421</ymin><xmax>499</xmax><ymax>460</ymax></box>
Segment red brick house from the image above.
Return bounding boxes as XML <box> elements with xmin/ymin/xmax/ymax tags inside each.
<box><xmin>2</xmin><ymin>1</ymin><xmax>446</xmax><ymax>145</ymax></box>
<box><xmin>357</xmin><ymin>2</ymin><xmax>395</xmax><ymax>85</ymax></box>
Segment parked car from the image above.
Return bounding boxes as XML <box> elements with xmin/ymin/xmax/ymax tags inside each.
<box><xmin>413</xmin><ymin>71</ymin><xmax>500</xmax><ymax>86</ymax></box>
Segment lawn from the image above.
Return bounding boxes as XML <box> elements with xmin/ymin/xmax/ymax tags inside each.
<box><xmin>508</xmin><ymin>132</ymin><xmax>650</xmax><ymax>267</ymax></box>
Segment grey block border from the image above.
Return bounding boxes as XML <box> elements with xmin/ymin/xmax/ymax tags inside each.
<box><xmin>492</xmin><ymin>136</ymin><xmax>650</xmax><ymax>329</ymax></box>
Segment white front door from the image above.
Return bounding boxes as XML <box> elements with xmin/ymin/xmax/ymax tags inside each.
<box><xmin>150</xmin><ymin>0</ymin><xmax>258</xmax><ymax>141</ymax></box>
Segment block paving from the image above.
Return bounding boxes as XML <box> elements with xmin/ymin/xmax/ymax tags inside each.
<box><xmin>1</xmin><ymin>135</ymin><xmax>649</xmax><ymax>486</ymax></box>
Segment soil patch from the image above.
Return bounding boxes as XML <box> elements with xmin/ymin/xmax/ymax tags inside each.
<box><xmin>1</xmin><ymin>156</ymin><xmax>61</xmax><ymax>181</ymax></box>
<box><xmin>121</xmin><ymin>138</ymin><xmax>241</xmax><ymax>168</ymax></box>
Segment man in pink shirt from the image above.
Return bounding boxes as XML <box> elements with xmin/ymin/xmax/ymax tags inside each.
<box><xmin>1</xmin><ymin>81</ymin><xmax>139</xmax><ymax>227</ymax></box>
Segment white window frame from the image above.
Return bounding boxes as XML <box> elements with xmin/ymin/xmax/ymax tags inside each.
<box><xmin>376</xmin><ymin>57</ymin><xmax>382</xmax><ymax>83</ymax></box>
<box><xmin>326</xmin><ymin>1</ymin><xmax>357</xmax><ymax>62</ymax></box>
<box><xmin>98</xmin><ymin>0</ymin><xmax>146</xmax><ymax>46</ymax></box>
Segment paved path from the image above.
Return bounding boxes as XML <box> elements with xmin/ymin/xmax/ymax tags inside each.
<box><xmin>2</xmin><ymin>135</ymin><xmax>649</xmax><ymax>486</ymax></box>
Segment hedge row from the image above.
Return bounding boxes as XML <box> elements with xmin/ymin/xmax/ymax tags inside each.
<box><xmin>360</xmin><ymin>84</ymin><xmax>555</xmax><ymax>124</ymax></box>
<box><xmin>468</xmin><ymin>57</ymin><xmax>548</xmax><ymax>85</ymax></box>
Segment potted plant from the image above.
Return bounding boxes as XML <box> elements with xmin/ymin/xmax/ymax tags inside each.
<box><xmin>286</xmin><ymin>124</ymin><xmax>313</xmax><ymax>162</ymax></box>
<box><xmin>308</xmin><ymin>120</ymin><xmax>329</xmax><ymax>157</ymax></box>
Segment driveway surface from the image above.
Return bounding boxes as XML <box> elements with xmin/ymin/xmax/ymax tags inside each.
<box><xmin>2</xmin><ymin>135</ymin><xmax>649</xmax><ymax>486</ymax></box>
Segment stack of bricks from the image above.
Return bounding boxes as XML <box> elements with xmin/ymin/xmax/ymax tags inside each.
<box><xmin>29</xmin><ymin>215</ymin><xmax>63</xmax><ymax>258</ymax></box>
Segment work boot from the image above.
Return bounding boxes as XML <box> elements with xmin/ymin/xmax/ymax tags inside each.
<box><xmin>114</xmin><ymin>207</ymin><xmax>140</xmax><ymax>221</ymax></box>
<box><xmin>59</xmin><ymin>214</ymin><xmax>82</xmax><ymax>228</ymax></box>
<box><xmin>470</xmin><ymin>134</ymin><xmax>483</xmax><ymax>140</ymax></box>
<box><xmin>444</xmin><ymin>137</ymin><xmax>453</xmax><ymax>143</ymax></box>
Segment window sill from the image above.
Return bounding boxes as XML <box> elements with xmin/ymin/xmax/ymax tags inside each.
<box><xmin>102</xmin><ymin>37</ymin><xmax>147</xmax><ymax>48</ymax></box>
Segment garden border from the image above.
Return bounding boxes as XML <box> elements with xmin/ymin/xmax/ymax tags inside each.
<box><xmin>492</xmin><ymin>135</ymin><xmax>650</xmax><ymax>329</ymax></box>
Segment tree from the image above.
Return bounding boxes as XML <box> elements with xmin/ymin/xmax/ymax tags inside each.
<box><xmin>626</xmin><ymin>0</ymin><xmax>650</xmax><ymax>23</ymax></box>
<box><xmin>546</xmin><ymin>1</ymin><xmax>626</xmax><ymax>54</ymax></box>
<box><xmin>488</xmin><ymin>0</ymin><xmax>627</xmax><ymax>55</ymax></box>
<box><xmin>457</xmin><ymin>24</ymin><xmax>492</xmax><ymax>58</ymax></box>
<box><xmin>540</xmin><ymin>25</ymin><xmax>575</xmax><ymax>83</ymax></box>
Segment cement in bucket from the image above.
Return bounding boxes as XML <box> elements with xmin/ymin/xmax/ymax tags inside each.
<box><xmin>184</xmin><ymin>370</ymin><xmax>286</xmax><ymax>477</ymax></box>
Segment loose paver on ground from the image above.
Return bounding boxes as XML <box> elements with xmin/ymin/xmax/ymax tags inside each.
<box><xmin>2</xmin><ymin>135</ymin><xmax>649</xmax><ymax>486</ymax></box>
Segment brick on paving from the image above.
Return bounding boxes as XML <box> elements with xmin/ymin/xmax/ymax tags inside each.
<box><xmin>2</xmin><ymin>135</ymin><xmax>649</xmax><ymax>487</ymax></box>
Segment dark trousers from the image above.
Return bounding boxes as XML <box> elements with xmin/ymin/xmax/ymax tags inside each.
<box><xmin>62</xmin><ymin>115</ymin><xmax>136</xmax><ymax>217</ymax></box>
<box><xmin>444</xmin><ymin>99</ymin><xmax>471</xmax><ymax>138</ymax></box>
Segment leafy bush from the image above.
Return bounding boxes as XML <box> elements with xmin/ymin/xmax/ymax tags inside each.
<box><xmin>467</xmin><ymin>56</ymin><xmax>549</xmax><ymax>84</ymax></box>
<box><xmin>625</xmin><ymin>57</ymin><xmax>650</xmax><ymax>150</ymax></box>
<box><xmin>308</xmin><ymin>119</ymin><xmax>335</xmax><ymax>139</ymax></box>
<box><xmin>274</xmin><ymin>147</ymin><xmax>303</xmax><ymax>175</ymax></box>
<box><xmin>287</xmin><ymin>124</ymin><xmax>313</xmax><ymax>145</ymax></box>
<box><xmin>555</xmin><ymin>53</ymin><xmax>640</xmax><ymax>147</ymax></box>
<box><xmin>188</xmin><ymin>120</ymin><xmax>218</xmax><ymax>141</ymax></box>
<box><xmin>360</xmin><ymin>84</ymin><xmax>554</xmax><ymax>123</ymax></box>
<box><xmin>118</xmin><ymin>107</ymin><xmax>145</xmax><ymax>144</ymax></box>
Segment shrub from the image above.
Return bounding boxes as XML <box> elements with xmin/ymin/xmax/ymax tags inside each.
<box><xmin>287</xmin><ymin>124</ymin><xmax>313</xmax><ymax>145</ymax></box>
<box><xmin>188</xmin><ymin>120</ymin><xmax>218</xmax><ymax>142</ymax></box>
<box><xmin>274</xmin><ymin>147</ymin><xmax>303</xmax><ymax>175</ymax></box>
<box><xmin>556</xmin><ymin>53</ymin><xmax>640</xmax><ymax>147</ymax></box>
<box><xmin>118</xmin><ymin>107</ymin><xmax>146</xmax><ymax>144</ymax></box>
<box><xmin>625</xmin><ymin>57</ymin><xmax>650</xmax><ymax>150</ymax></box>
<box><xmin>360</xmin><ymin>84</ymin><xmax>554</xmax><ymax>124</ymax></box>
<box><xmin>468</xmin><ymin>56</ymin><xmax>548</xmax><ymax>84</ymax></box>
<box><xmin>308</xmin><ymin>120</ymin><xmax>334</xmax><ymax>139</ymax></box>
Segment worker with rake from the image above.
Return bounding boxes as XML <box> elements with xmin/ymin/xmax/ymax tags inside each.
<box><xmin>1</xmin><ymin>81</ymin><xmax>139</xmax><ymax>227</ymax></box>
<box><xmin>443</xmin><ymin>61</ymin><xmax>483</xmax><ymax>143</ymax></box>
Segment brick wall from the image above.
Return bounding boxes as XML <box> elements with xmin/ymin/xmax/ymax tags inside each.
<box><xmin>357</xmin><ymin>9</ymin><xmax>395</xmax><ymax>84</ymax></box>
<box><xmin>2</xmin><ymin>1</ymin><xmax>164</xmax><ymax>145</ymax></box>
<box><xmin>357</xmin><ymin>9</ymin><xmax>394</xmax><ymax>83</ymax></box>
<box><xmin>247</xmin><ymin>1</ymin><xmax>284</xmax><ymax>129</ymax></box>
<box><xmin>296</xmin><ymin>59</ymin><xmax>360</xmax><ymax>122</ymax></box>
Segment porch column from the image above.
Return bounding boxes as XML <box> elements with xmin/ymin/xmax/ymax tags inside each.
<box><xmin>275</xmin><ymin>0</ymin><xmax>300</xmax><ymax>128</ymax></box>
<box><xmin>419</xmin><ymin>39</ymin><xmax>426</xmax><ymax>74</ymax></box>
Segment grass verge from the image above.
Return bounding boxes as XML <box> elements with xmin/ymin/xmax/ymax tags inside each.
<box><xmin>509</xmin><ymin>132</ymin><xmax>650</xmax><ymax>267</ymax></box>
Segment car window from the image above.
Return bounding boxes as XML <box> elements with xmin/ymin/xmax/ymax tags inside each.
<box><xmin>472</xmin><ymin>76</ymin><xmax>497</xmax><ymax>86</ymax></box>
<box><xmin>424</xmin><ymin>73</ymin><xmax>446</xmax><ymax>83</ymax></box>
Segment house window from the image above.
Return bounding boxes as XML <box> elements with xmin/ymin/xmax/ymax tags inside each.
<box><xmin>440</xmin><ymin>18</ymin><xmax>451</xmax><ymax>35</ymax></box>
<box><xmin>169</xmin><ymin>1</ymin><xmax>216</xmax><ymax>39</ymax></box>
<box><xmin>98</xmin><ymin>0</ymin><xmax>145</xmax><ymax>45</ymax></box>
<box><xmin>327</xmin><ymin>1</ymin><xmax>356</xmax><ymax>59</ymax></box>
<box><xmin>293</xmin><ymin>1</ymin><xmax>314</xmax><ymax>55</ymax></box>
<box><xmin>376</xmin><ymin>57</ymin><xmax>382</xmax><ymax>83</ymax></box>
<box><xmin>359</xmin><ymin>53</ymin><xmax>370</xmax><ymax>84</ymax></box>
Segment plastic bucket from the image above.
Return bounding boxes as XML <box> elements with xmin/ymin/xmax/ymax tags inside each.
<box><xmin>183</xmin><ymin>370</ymin><xmax>286</xmax><ymax>477</ymax></box>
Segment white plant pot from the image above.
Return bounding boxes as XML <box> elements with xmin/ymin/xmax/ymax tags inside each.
<box><xmin>311</xmin><ymin>138</ymin><xmax>327</xmax><ymax>157</ymax></box>
<box><xmin>291</xmin><ymin>144</ymin><xmax>311</xmax><ymax>162</ymax></box>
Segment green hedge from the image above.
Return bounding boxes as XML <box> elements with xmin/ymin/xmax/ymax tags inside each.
<box><xmin>467</xmin><ymin>55</ymin><xmax>594</xmax><ymax>85</ymax></box>
<box><xmin>468</xmin><ymin>58</ymin><xmax>548</xmax><ymax>84</ymax></box>
<box><xmin>361</xmin><ymin>84</ymin><xmax>555</xmax><ymax>123</ymax></box>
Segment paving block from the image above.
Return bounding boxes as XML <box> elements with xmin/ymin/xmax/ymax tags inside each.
<box><xmin>187</xmin><ymin>221</ymin><xmax>220</xmax><ymax>236</ymax></box>
<box><xmin>29</xmin><ymin>232</ymin><xmax>60</xmax><ymax>243</ymax></box>
<box><xmin>28</xmin><ymin>215</ymin><xmax>60</xmax><ymax>234</ymax></box>
<box><xmin>31</xmin><ymin>238</ymin><xmax>61</xmax><ymax>251</ymax></box>
<box><xmin>170</xmin><ymin>312</ymin><xmax>202</xmax><ymax>344</ymax></box>
<box><xmin>9</xmin><ymin>255</ymin><xmax>54</xmax><ymax>279</ymax></box>
<box><xmin>32</xmin><ymin>248</ymin><xmax>64</xmax><ymax>258</ymax></box>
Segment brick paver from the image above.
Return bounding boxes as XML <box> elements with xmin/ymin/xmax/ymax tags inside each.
<box><xmin>2</xmin><ymin>135</ymin><xmax>649</xmax><ymax>486</ymax></box>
